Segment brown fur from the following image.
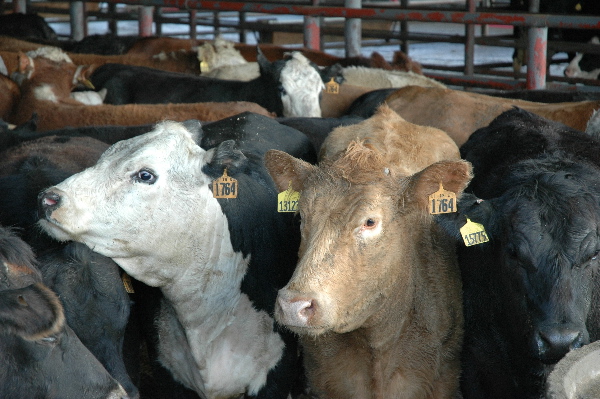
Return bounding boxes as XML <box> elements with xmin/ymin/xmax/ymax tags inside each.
<box><xmin>264</xmin><ymin>106</ymin><xmax>469</xmax><ymax>399</ymax></box>
<box><xmin>385</xmin><ymin>85</ymin><xmax>600</xmax><ymax>146</ymax></box>
<box><xmin>8</xmin><ymin>53</ymin><xmax>274</xmax><ymax>131</ymax></box>
<box><xmin>0</xmin><ymin>72</ymin><xmax>19</xmax><ymax>120</ymax></box>
<box><xmin>321</xmin><ymin>83</ymin><xmax>375</xmax><ymax>118</ymax></box>
<box><xmin>320</xmin><ymin>104</ymin><xmax>460</xmax><ymax>175</ymax></box>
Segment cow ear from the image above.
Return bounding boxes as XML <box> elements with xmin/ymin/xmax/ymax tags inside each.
<box><xmin>434</xmin><ymin>193</ymin><xmax>497</xmax><ymax>242</ymax></box>
<box><xmin>204</xmin><ymin>139</ymin><xmax>247</xmax><ymax>176</ymax></box>
<box><xmin>257</xmin><ymin>47</ymin><xmax>273</xmax><ymax>74</ymax></box>
<box><xmin>320</xmin><ymin>63</ymin><xmax>345</xmax><ymax>84</ymax></box>
<box><xmin>264</xmin><ymin>149</ymin><xmax>316</xmax><ymax>193</ymax></box>
<box><xmin>407</xmin><ymin>159</ymin><xmax>473</xmax><ymax>213</ymax></box>
<box><xmin>17</xmin><ymin>51</ymin><xmax>32</xmax><ymax>74</ymax></box>
<box><xmin>0</xmin><ymin>283</ymin><xmax>65</xmax><ymax>340</ymax></box>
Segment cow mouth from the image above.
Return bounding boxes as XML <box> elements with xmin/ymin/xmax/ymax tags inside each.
<box><xmin>37</xmin><ymin>218</ymin><xmax>73</xmax><ymax>242</ymax></box>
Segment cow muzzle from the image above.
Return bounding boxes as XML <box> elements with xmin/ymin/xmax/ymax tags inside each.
<box><xmin>534</xmin><ymin>324</ymin><xmax>587</xmax><ymax>364</ymax></box>
<box><xmin>275</xmin><ymin>288</ymin><xmax>325</xmax><ymax>332</ymax></box>
<box><xmin>38</xmin><ymin>189</ymin><xmax>62</xmax><ymax>219</ymax></box>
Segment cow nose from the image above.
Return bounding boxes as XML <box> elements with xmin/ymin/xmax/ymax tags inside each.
<box><xmin>535</xmin><ymin>325</ymin><xmax>585</xmax><ymax>364</ymax></box>
<box><xmin>276</xmin><ymin>290</ymin><xmax>318</xmax><ymax>327</ymax></box>
<box><xmin>38</xmin><ymin>190</ymin><xmax>62</xmax><ymax>218</ymax></box>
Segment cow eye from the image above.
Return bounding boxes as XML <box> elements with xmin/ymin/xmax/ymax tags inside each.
<box><xmin>278</xmin><ymin>85</ymin><xmax>287</xmax><ymax>96</ymax></box>
<box><xmin>133</xmin><ymin>169</ymin><xmax>157</xmax><ymax>184</ymax></box>
<box><xmin>364</xmin><ymin>218</ymin><xmax>377</xmax><ymax>228</ymax></box>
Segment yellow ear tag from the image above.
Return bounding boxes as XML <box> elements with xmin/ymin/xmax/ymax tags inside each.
<box><xmin>324</xmin><ymin>78</ymin><xmax>340</xmax><ymax>94</ymax></box>
<box><xmin>212</xmin><ymin>168</ymin><xmax>238</xmax><ymax>198</ymax></box>
<box><xmin>428</xmin><ymin>182</ymin><xmax>457</xmax><ymax>214</ymax></box>
<box><xmin>121</xmin><ymin>272</ymin><xmax>135</xmax><ymax>294</ymax></box>
<box><xmin>277</xmin><ymin>181</ymin><xmax>300</xmax><ymax>212</ymax></box>
<box><xmin>200</xmin><ymin>61</ymin><xmax>209</xmax><ymax>73</ymax></box>
<box><xmin>575</xmin><ymin>3</ymin><xmax>582</xmax><ymax>11</ymax></box>
<box><xmin>460</xmin><ymin>218</ymin><xmax>490</xmax><ymax>247</ymax></box>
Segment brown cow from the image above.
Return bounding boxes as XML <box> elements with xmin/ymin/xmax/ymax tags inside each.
<box><xmin>385</xmin><ymin>85</ymin><xmax>600</xmax><ymax>146</ymax></box>
<box><xmin>264</xmin><ymin>105</ymin><xmax>470</xmax><ymax>399</ymax></box>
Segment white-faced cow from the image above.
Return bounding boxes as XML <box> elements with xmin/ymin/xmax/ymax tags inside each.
<box><xmin>0</xmin><ymin>225</ymin><xmax>129</xmax><ymax>399</ymax></box>
<box><xmin>263</xmin><ymin>105</ymin><xmax>470</xmax><ymax>399</ymax></box>
<box><xmin>435</xmin><ymin>108</ymin><xmax>600</xmax><ymax>399</ymax></box>
<box><xmin>38</xmin><ymin>114</ymin><xmax>316</xmax><ymax>399</ymax></box>
<box><xmin>90</xmin><ymin>51</ymin><xmax>341</xmax><ymax>118</ymax></box>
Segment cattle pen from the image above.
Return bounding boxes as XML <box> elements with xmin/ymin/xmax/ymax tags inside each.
<box><xmin>5</xmin><ymin>0</ymin><xmax>600</xmax><ymax>92</ymax></box>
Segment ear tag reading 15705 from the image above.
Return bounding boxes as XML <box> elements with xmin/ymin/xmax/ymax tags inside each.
<box><xmin>460</xmin><ymin>218</ymin><xmax>490</xmax><ymax>247</ymax></box>
<box><xmin>212</xmin><ymin>168</ymin><xmax>238</xmax><ymax>199</ymax></box>
<box><xmin>428</xmin><ymin>182</ymin><xmax>457</xmax><ymax>214</ymax></box>
<box><xmin>324</xmin><ymin>78</ymin><xmax>340</xmax><ymax>94</ymax></box>
<box><xmin>278</xmin><ymin>181</ymin><xmax>300</xmax><ymax>213</ymax></box>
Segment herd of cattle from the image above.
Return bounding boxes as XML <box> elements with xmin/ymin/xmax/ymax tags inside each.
<box><xmin>2</xmin><ymin>10</ymin><xmax>600</xmax><ymax>399</ymax></box>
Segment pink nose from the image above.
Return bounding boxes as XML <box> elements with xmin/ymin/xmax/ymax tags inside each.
<box><xmin>276</xmin><ymin>290</ymin><xmax>318</xmax><ymax>327</ymax></box>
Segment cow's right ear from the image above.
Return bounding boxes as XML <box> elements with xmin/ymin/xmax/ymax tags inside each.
<box><xmin>264</xmin><ymin>149</ymin><xmax>316</xmax><ymax>193</ymax></box>
<box><xmin>181</xmin><ymin>119</ymin><xmax>203</xmax><ymax>143</ymax></box>
<box><xmin>0</xmin><ymin>283</ymin><xmax>65</xmax><ymax>340</ymax></box>
<box><xmin>434</xmin><ymin>193</ymin><xmax>497</xmax><ymax>243</ymax></box>
<box><xmin>203</xmin><ymin>140</ymin><xmax>247</xmax><ymax>178</ymax></box>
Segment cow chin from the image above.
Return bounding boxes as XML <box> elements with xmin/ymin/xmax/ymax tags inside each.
<box><xmin>38</xmin><ymin>218</ymin><xmax>75</xmax><ymax>243</ymax></box>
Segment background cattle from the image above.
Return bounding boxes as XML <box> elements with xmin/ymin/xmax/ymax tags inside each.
<box><xmin>436</xmin><ymin>108</ymin><xmax>600</xmax><ymax>399</ymax></box>
<box><xmin>264</xmin><ymin>105</ymin><xmax>468</xmax><ymax>398</ymax></box>
<box><xmin>0</xmin><ymin>225</ymin><xmax>129</xmax><ymax>399</ymax></box>
<box><xmin>38</xmin><ymin>115</ymin><xmax>317</xmax><ymax>399</ymax></box>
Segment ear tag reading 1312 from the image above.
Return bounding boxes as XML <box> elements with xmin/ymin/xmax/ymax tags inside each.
<box><xmin>428</xmin><ymin>182</ymin><xmax>457</xmax><ymax>214</ymax></box>
<box><xmin>460</xmin><ymin>218</ymin><xmax>489</xmax><ymax>247</ymax></box>
<box><xmin>324</xmin><ymin>78</ymin><xmax>340</xmax><ymax>95</ymax></box>
<box><xmin>278</xmin><ymin>181</ymin><xmax>300</xmax><ymax>213</ymax></box>
<box><xmin>212</xmin><ymin>168</ymin><xmax>238</xmax><ymax>199</ymax></box>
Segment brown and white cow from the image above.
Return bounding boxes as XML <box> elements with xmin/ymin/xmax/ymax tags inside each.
<box><xmin>264</xmin><ymin>105</ymin><xmax>471</xmax><ymax>399</ymax></box>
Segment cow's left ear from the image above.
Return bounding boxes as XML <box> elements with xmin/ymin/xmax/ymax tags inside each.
<box><xmin>319</xmin><ymin>63</ymin><xmax>345</xmax><ymax>84</ymax></box>
<box><xmin>406</xmin><ymin>159</ymin><xmax>473</xmax><ymax>213</ymax></box>
<box><xmin>181</xmin><ymin>119</ymin><xmax>203</xmax><ymax>143</ymax></box>
<box><xmin>257</xmin><ymin>47</ymin><xmax>273</xmax><ymax>75</ymax></box>
<box><xmin>203</xmin><ymin>139</ymin><xmax>247</xmax><ymax>177</ymax></box>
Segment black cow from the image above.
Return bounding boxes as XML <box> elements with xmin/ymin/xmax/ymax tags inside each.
<box><xmin>0</xmin><ymin>225</ymin><xmax>128</xmax><ymax>399</ymax></box>
<box><xmin>436</xmin><ymin>107</ymin><xmax>600</xmax><ymax>399</ymax></box>
<box><xmin>0</xmin><ymin>12</ymin><xmax>58</xmax><ymax>41</ymax></box>
<box><xmin>89</xmin><ymin>52</ymin><xmax>342</xmax><ymax>117</ymax></box>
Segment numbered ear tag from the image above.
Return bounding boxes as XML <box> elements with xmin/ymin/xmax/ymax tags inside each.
<box><xmin>428</xmin><ymin>182</ymin><xmax>457</xmax><ymax>214</ymax></box>
<box><xmin>277</xmin><ymin>181</ymin><xmax>300</xmax><ymax>213</ymax></box>
<box><xmin>575</xmin><ymin>2</ymin><xmax>582</xmax><ymax>11</ymax></box>
<box><xmin>460</xmin><ymin>218</ymin><xmax>490</xmax><ymax>247</ymax></box>
<box><xmin>200</xmin><ymin>61</ymin><xmax>209</xmax><ymax>73</ymax></box>
<box><xmin>324</xmin><ymin>78</ymin><xmax>340</xmax><ymax>94</ymax></box>
<box><xmin>212</xmin><ymin>169</ymin><xmax>238</xmax><ymax>198</ymax></box>
<box><xmin>121</xmin><ymin>272</ymin><xmax>135</xmax><ymax>294</ymax></box>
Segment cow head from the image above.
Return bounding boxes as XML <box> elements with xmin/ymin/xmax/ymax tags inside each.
<box><xmin>436</xmin><ymin>155</ymin><xmax>600</xmax><ymax>368</ymax></box>
<box><xmin>265</xmin><ymin>143</ymin><xmax>472</xmax><ymax>336</ymax></box>
<box><xmin>38</xmin><ymin>119</ymin><xmax>248</xmax><ymax>286</ymax></box>
<box><xmin>258</xmin><ymin>51</ymin><xmax>337</xmax><ymax>118</ymax></box>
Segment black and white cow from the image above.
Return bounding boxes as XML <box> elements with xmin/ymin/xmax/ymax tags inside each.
<box><xmin>436</xmin><ymin>108</ymin><xmax>600</xmax><ymax>399</ymax></box>
<box><xmin>90</xmin><ymin>51</ymin><xmax>341</xmax><ymax>118</ymax></box>
<box><xmin>39</xmin><ymin>114</ymin><xmax>316</xmax><ymax>399</ymax></box>
<box><xmin>0</xmin><ymin>225</ymin><xmax>129</xmax><ymax>399</ymax></box>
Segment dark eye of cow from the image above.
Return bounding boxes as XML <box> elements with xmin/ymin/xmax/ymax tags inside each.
<box><xmin>133</xmin><ymin>169</ymin><xmax>157</xmax><ymax>184</ymax></box>
<box><xmin>365</xmin><ymin>218</ymin><xmax>377</xmax><ymax>228</ymax></box>
<box><xmin>278</xmin><ymin>85</ymin><xmax>287</xmax><ymax>96</ymax></box>
<box><xmin>38</xmin><ymin>336</ymin><xmax>58</xmax><ymax>345</ymax></box>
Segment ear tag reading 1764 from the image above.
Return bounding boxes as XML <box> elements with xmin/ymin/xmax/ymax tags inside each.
<box><xmin>278</xmin><ymin>181</ymin><xmax>300</xmax><ymax>213</ymax></box>
<box><xmin>324</xmin><ymin>78</ymin><xmax>340</xmax><ymax>95</ymax></box>
<box><xmin>212</xmin><ymin>168</ymin><xmax>238</xmax><ymax>199</ymax></box>
<box><xmin>428</xmin><ymin>182</ymin><xmax>457</xmax><ymax>214</ymax></box>
<box><xmin>460</xmin><ymin>218</ymin><xmax>490</xmax><ymax>247</ymax></box>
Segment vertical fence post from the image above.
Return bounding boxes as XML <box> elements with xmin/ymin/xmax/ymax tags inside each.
<box><xmin>139</xmin><ymin>6</ymin><xmax>154</xmax><ymax>37</ymax></box>
<box><xmin>304</xmin><ymin>0</ymin><xmax>321</xmax><ymax>50</ymax></box>
<box><xmin>189</xmin><ymin>10</ymin><xmax>197</xmax><ymax>41</ymax></box>
<box><xmin>464</xmin><ymin>0</ymin><xmax>475</xmax><ymax>76</ymax></box>
<box><xmin>239</xmin><ymin>12</ymin><xmax>247</xmax><ymax>43</ymax></box>
<box><xmin>344</xmin><ymin>0</ymin><xmax>361</xmax><ymax>57</ymax></box>
<box><xmin>526</xmin><ymin>0</ymin><xmax>547</xmax><ymax>89</ymax></box>
<box><xmin>108</xmin><ymin>3</ymin><xmax>118</xmax><ymax>35</ymax></box>
<box><xmin>70</xmin><ymin>1</ymin><xmax>86</xmax><ymax>41</ymax></box>
<box><xmin>400</xmin><ymin>0</ymin><xmax>409</xmax><ymax>54</ymax></box>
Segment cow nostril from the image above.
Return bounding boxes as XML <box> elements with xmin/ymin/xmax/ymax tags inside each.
<box><xmin>276</xmin><ymin>295</ymin><xmax>318</xmax><ymax>327</ymax></box>
<box><xmin>40</xmin><ymin>191</ymin><xmax>61</xmax><ymax>209</ymax></box>
<box><xmin>536</xmin><ymin>327</ymin><xmax>583</xmax><ymax>364</ymax></box>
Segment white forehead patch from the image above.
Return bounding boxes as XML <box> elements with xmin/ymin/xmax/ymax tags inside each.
<box><xmin>279</xmin><ymin>52</ymin><xmax>324</xmax><ymax>118</ymax></box>
<box><xmin>33</xmin><ymin>84</ymin><xmax>58</xmax><ymax>102</ymax></box>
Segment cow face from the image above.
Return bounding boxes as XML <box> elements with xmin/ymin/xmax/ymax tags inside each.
<box><xmin>260</xmin><ymin>51</ymin><xmax>325</xmax><ymax>118</ymax></box>
<box><xmin>38</xmin><ymin>120</ymin><xmax>244</xmax><ymax>286</ymax></box>
<box><xmin>265</xmin><ymin>144</ymin><xmax>471</xmax><ymax>336</ymax></box>
<box><xmin>437</xmin><ymin>157</ymin><xmax>600</xmax><ymax>367</ymax></box>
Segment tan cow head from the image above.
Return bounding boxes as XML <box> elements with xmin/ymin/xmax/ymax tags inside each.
<box><xmin>265</xmin><ymin>143</ymin><xmax>472</xmax><ymax>336</ymax></box>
